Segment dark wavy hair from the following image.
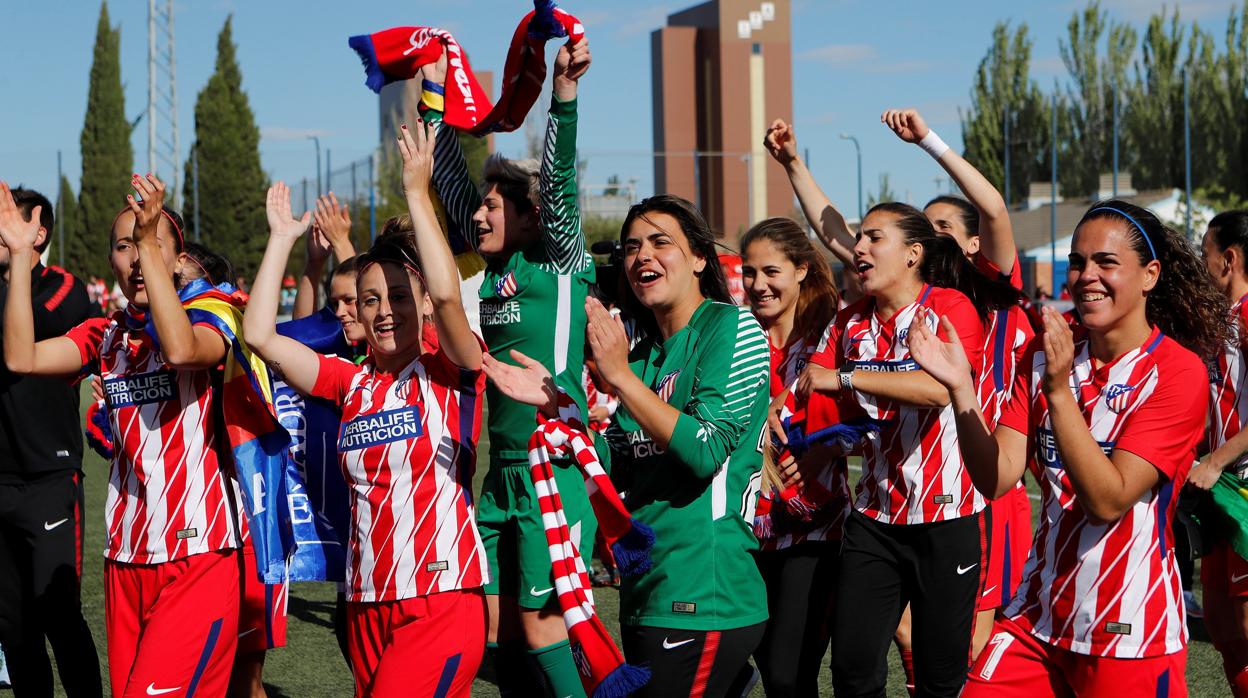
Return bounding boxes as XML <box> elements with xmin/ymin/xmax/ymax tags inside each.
<box><xmin>866</xmin><ymin>202</ymin><xmax>1020</xmax><ymax>321</ymax></box>
<box><xmin>1208</xmin><ymin>210</ymin><xmax>1248</xmax><ymax>274</ymax></box>
<box><xmin>740</xmin><ymin>217</ymin><xmax>839</xmax><ymax>347</ymax></box>
<box><xmin>1077</xmin><ymin>200</ymin><xmax>1229</xmax><ymax>360</ymax></box>
<box><xmin>618</xmin><ymin>195</ymin><xmax>732</xmax><ymax>339</ymax></box>
<box><xmin>180</xmin><ymin>241</ymin><xmax>235</xmax><ymax>287</ymax></box>
<box><xmin>924</xmin><ymin>195</ymin><xmax>980</xmax><ymax>238</ymax></box>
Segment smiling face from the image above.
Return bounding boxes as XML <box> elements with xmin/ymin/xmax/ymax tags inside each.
<box><xmin>108</xmin><ymin>210</ymin><xmax>181</xmax><ymax>306</ymax></box>
<box><xmin>923</xmin><ymin>201</ymin><xmax>979</xmax><ymax>257</ymax></box>
<box><xmin>471</xmin><ymin>184</ymin><xmax>539</xmax><ymax>257</ymax></box>
<box><xmin>852</xmin><ymin>210</ymin><xmax>923</xmax><ymax>297</ymax></box>
<box><xmin>330</xmin><ymin>270</ymin><xmax>365</xmax><ymax>342</ymax></box>
<box><xmin>1067</xmin><ymin>217</ymin><xmax>1159</xmax><ymax>333</ymax></box>
<box><xmin>623</xmin><ymin>211</ymin><xmax>707</xmax><ymax>313</ymax></box>
<box><xmin>742</xmin><ymin>237</ymin><xmax>806</xmax><ymax>327</ymax></box>
<box><xmin>357</xmin><ymin>261</ymin><xmax>431</xmax><ymax>361</ymax></box>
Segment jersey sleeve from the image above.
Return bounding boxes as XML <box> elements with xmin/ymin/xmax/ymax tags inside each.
<box><xmin>32</xmin><ymin>268</ymin><xmax>93</xmax><ymax>339</ymax></box>
<box><xmin>63</xmin><ymin>317</ymin><xmax>109</xmax><ymax>367</ymax></box>
<box><xmin>668</xmin><ymin>308</ymin><xmax>770</xmax><ymax>479</ymax></box>
<box><xmin>310</xmin><ymin>354</ymin><xmax>363</xmax><ymax>408</ymax></box>
<box><xmin>934</xmin><ymin>291</ymin><xmax>985</xmax><ymax>373</ymax></box>
<box><xmin>1113</xmin><ymin>349</ymin><xmax>1209</xmax><ymax>480</ymax></box>
<box><xmin>809</xmin><ymin>309</ymin><xmax>847</xmax><ymax>370</ymax></box>
<box><xmin>973</xmin><ymin>251</ymin><xmax>1024</xmax><ymax>291</ymax></box>
<box><xmin>426</xmin><ymin>108</ymin><xmax>483</xmax><ymax>253</ymax></box>
<box><xmin>997</xmin><ymin>339</ymin><xmax>1041</xmax><ymax>437</ymax></box>
<box><xmin>538</xmin><ymin>96</ymin><xmax>590</xmax><ymax>275</ymax></box>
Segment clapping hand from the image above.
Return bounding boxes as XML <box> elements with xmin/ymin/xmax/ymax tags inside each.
<box><xmin>483</xmin><ymin>349</ymin><xmax>558</xmax><ymax>416</ymax></box>
<box><xmin>266</xmin><ymin>182</ymin><xmax>312</xmax><ymax>243</ymax></box>
<box><xmin>312</xmin><ymin>192</ymin><xmax>354</xmax><ymax>262</ymax></box>
<box><xmin>906</xmin><ymin>308</ymin><xmax>972</xmax><ymax>392</ymax></box>
<box><xmin>397</xmin><ymin>121</ymin><xmax>435</xmax><ymax>198</ymax></box>
<box><xmin>0</xmin><ymin>181</ymin><xmax>43</xmax><ymax>255</ymax></box>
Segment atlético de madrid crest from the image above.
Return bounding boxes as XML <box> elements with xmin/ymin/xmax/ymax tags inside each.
<box><xmin>494</xmin><ymin>271</ymin><xmax>519</xmax><ymax>299</ymax></box>
<box><xmin>1104</xmin><ymin>383</ymin><xmax>1135</xmax><ymax>413</ymax></box>
<box><xmin>655</xmin><ymin>370</ymin><xmax>681</xmax><ymax>403</ymax></box>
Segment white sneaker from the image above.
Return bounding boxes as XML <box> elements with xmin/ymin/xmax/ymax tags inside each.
<box><xmin>1184</xmin><ymin>590</ymin><xmax>1204</xmax><ymax>619</ymax></box>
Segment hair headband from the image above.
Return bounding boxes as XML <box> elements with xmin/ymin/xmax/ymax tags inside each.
<box><xmin>358</xmin><ymin>240</ymin><xmax>426</xmax><ymax>288</ymax></box>
<box><xmin>1089</xmin><ymin>206</ymin><xmax>1156</xmax><ymax>261</ymax></box>
<box><xmin>111</xmin><ymin>205</ymin><xmax>184</xmax><ymax>246</ymax></box>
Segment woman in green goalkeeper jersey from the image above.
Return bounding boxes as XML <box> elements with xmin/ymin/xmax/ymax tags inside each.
<box><xmin>493</xmin><ymin>195</ymin><xmax>772</xmax><ymax>697</ymax></box>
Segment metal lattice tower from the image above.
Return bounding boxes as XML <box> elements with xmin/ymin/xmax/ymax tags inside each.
<box><xmin>148</xmin><ymin>0</ymin><xmax>178</xmax><ymax>202</ymax></box>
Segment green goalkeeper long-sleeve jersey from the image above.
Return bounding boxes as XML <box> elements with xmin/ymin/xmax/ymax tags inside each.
<box><xmin>605</xmin><ymin>300</ymin><xmax>771</xmax><ymax>631</ymax></box>
<box><xmin>428</xmin><ymin>97</ymin><xmax>595</xmax><ymax>461</ymax></box>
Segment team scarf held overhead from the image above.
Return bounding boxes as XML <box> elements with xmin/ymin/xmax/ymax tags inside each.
<box><xmin>348</xmin><ymin>0</ymin><xmax>584</xmax><ymax>134</ymax></box>
<box><xmin>526</xmin><ymin>397</ymin><xmax>652</xmax><ymax>698</ymax></box>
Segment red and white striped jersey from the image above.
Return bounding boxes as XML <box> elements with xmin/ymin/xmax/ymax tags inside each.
<box><xmin>1208</xmin><ymin>293</ymin><xmax>1248</xmax><ymax>477</ymax></box>
<box><xmin>811</xmin><ymin>285</ymin><xmax>985</xmax><ymax>524</ymax></box>
<box><xmin>311</xmin><ymin>347</ymin><xmax>488</xmax><ymax>603</ymax></box>
<box><xmin>998</xmin><ymin>326</ymin><xmax>1206</xmax><ymax>658</ymax></box>
<box><xmin>65</xmin><ymin>315</ymin><xmax>240</xmax><ymax>564</ymax></box>
<box><xmin>758</xmin><ymin>334</ymin><xmax>850</xmax><ymax>550</ymax></box>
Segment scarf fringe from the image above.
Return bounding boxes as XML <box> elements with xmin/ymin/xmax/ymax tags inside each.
<box><xmin>591</xmin><ymin>663</ymin><xmax>651</xmax><ymax>698</ymax></box>
<box><xmin>347</xmin><ymin>35</ymin><xmax>388</xmax><ymax>94</ymax></box>
<box><xmin>610</xmin><ymin>521</ymin><xmax>655</xmax><ymax>577</ymax></box>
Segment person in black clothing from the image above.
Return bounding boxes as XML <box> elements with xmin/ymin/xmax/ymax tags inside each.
<box><xmin>0</xmin><ymin>187</ymin><xmax>100</xmax><ymax>698</ymax></box>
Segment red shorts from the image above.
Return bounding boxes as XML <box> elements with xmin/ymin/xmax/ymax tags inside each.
<box><xmin>1201</xmin><ymin>539</ymin><xmax>1248</xmax><ymax>599</ymax></box>
<box><xmin>978</xmin><ymin>486</ymin><xmax>1033</xmax><ymax>611</ymax></box>
<box><xmin>963</xmin><ymin>616</ymin><xmax>1187</xmax><ymax>698</ymax></box>
<box><xmin>104</xmin><ymin>549</ymin><xmax>241</xmax><ymax>698</ymax></box>
<box><xmin>348</xmin><ymin>588</ymin><xmax>486</xmax><ymax>698</ymax></box>
<box><xmin>238</xmin><ymin>546</ymin><xmax>289</xmax><ymax>653</ymax></box>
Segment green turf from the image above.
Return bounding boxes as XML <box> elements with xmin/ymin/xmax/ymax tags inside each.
<box><xmin>36</xmin><ymin>387</ymin><xmax>1230</xmax><ymax>696</ymax></box>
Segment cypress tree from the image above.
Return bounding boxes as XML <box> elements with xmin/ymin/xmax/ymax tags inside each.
<box><xmin>57</xmin><ymin>175</ymin><xmax>87</xmax><ymax>275</ymax></box>
<box><xmin>78</xmin><ymin>1</ymin><xmax>132</xmax><ymax>280</ymax></box>
<box><xmin>183</xmin><ymin>16</ymin><xmax>267</xmax><ymax>279</ymax></box>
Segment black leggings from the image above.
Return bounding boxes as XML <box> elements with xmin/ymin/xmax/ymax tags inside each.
<box><xmin>753</xmin><ymin>541</ymin><xmax>839</xmax><ymax>697</ymax></box>
<box><xmin>622</xmin><ymin>622</ymin><xmax>764</xmax><ymax>697</ymax></box>
<box><xmin>831</xmin><ymin>510</ymin><xmax>981</xmax><ymax>698</ymax></box>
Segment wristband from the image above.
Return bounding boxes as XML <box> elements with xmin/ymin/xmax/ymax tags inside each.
<box><xmin>918</xmin><ymin>130</ymin><xmax>950</xmax><ymax>160</ymax></box>
<box><xmin>421</xmin><ymin>79</ymin><xmax>444</xmax><ymax>96</ymax></box>
<box><xmin>838</xmin><ymin>365</ymin><xmax>855</xmax><ymax>393</ymax></box>
<box><xmin>420</xmin><ymin>89</ymin><xmax>445</xmax><ymax>112</ymax></box>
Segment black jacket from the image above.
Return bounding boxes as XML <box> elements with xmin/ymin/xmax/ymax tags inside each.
<box><xmin>0</xmin><ymin>263</ymin><xmax>96</xmax><ymax>482</ymax></box>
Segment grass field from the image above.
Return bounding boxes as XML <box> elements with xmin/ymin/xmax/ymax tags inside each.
<box><xmin>19</xmin><ymin>387</ymin><xmax>1232</xmax><ymax>696</ymax></box>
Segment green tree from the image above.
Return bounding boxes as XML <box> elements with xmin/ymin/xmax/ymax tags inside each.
<box><xmin>56</xmin><ymin>175</ymin><xmax>87</xmax><ymax>275</ymax></box>
<box><xmin>961</xmin><ymin>22</ymin><xmax>1052</xmax><ymax>206</ymax></box>
<box><xmin>77</xmin><ymin>1</ymin><xmax>132</xmax><ymax>280</ymax></box>
<box><xmin>866</xmin><ymin>173</ymin><xmax>896</xmax><ymax>208</ymax></box>
<box><xmin>182</xmin><ymin>16</ymin><xmax>267</xmax><ymax>278</ymax></box>
<box><xmin>1059</xmin><ymin>2</ymin><xmax>1137</xmax><ymax>197</ymax></box>
<box><xmin>1123</xmin><ymin>9</ymin><xmax>1187</xmax><ymax>190</ymax></box>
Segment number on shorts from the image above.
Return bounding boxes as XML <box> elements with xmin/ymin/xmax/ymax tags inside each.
<box><xmin>977</xmin><ymin>631</ymin><xmax>1014</xmax><ymax>681</ymax></box>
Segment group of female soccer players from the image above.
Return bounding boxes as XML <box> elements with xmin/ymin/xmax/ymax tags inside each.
<box><xmin>2</xmin><ymin>29</ymin><xmax>1248</xmax><ymax>698</ymax></box>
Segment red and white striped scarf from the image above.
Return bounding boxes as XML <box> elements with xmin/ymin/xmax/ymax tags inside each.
<box><xmin>527</xmin><ymin>410</ymin><xmax>650</xmax><ymax>697</ymax></box>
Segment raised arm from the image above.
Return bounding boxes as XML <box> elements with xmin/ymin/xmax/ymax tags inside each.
<box><xmin>907</xmin><ymin>313</ymin><xmax>1028</xmax><ymax>498</ymax></box>
<box><xmin>883</xmin><ymin>108</ymin><xmax>1016</xmax><ymax>274</ymax></box>
<box><xmin>295</xmin><ymin>193</ymin><xmax>357</xmax><ymax>319</ymax></box>
<box><xmin>128</xmin><ymin>175</ymin><xmax>227</xmax><ymax>370</ymax></box>
<box><xmin>763</xmin><ymin>119</ymin><xmax>856</xmax><ymax>267</ymax></box>
<box><xmin>399</xmin><ymin>121</ymin><xmax>481</xmax><ymax>370</ymax></box>
<box><xmin>419</xmin><ymin>55</ymin><xmax>483</xmax><ymax>252</ymax></box>
<box><xmin>0</xmin><ymin>182</ymin><xmax>83</xmax><ymax>375</ymax></box>
<box><xmin>539</xmin><ymin>37</ymin><xmax>592</xmax><ymax>274</ymax></box>
<box><xmin>242</xmin><ymin>182</ymin><xmax>324</xmax><ymax>396</ymax></box>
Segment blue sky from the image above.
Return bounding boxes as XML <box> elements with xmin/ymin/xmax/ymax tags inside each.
<box><xmin>1</xmin><ymin>0</ymin><xmax>1241</xmax><ymax>224</ymax></box>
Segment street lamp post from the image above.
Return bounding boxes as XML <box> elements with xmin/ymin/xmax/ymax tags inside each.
<box><xmin>840</xmin><ymin>133</ymin><xmax>862</xmax><ymax>221</ymax></box>
<box><xmin>308</xmin><ymin>136</ymin><xmax>322</xmax><ymax>195</ymax></box>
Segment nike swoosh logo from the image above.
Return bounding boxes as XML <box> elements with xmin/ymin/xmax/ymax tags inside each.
<box><xmin>662</xmin><ymin>637</ymin><xmax>696</xmax><ymax>650</ymax></box>
<box><xmin>980</xmin><ymin>585</ymin><xmax>998</xmax><ymax>598</ymax></box>
<box><xmin>238</xmin><ymin>627</ymin><xmax>257</xmax><ymax>638</ymax></box>
<box><xmin>530</xmin><ymin>586</ymin><xmax>554</xmax><ymax>597</ymax></box>
<box><xmin>44</xmin><ymin>518</ymin><xmax>69</xmax><ymax>531</ymax></box>
<box><xmin>1233</xmin><ymin>572</ymin><xmax>1248</xmax><ymax>584</ymax></box>
<box><xmin>146</xmin><ymin>683</ymin><xmax>182</xmax><ymax>696</ymax></box>
<box><xmin>957</xmin><ymin>563</ymin><xmax>979</xmax><ymax>575</ymax></box>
